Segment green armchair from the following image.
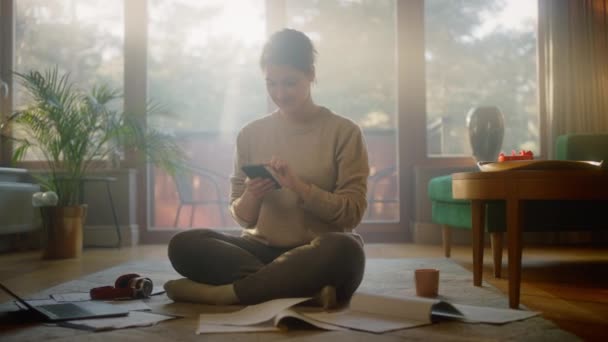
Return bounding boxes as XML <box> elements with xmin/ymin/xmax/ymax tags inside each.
<box><xmin>428</xmin><ymin>133</ymin><xmax>608</xmax><ymax>277</ymax></box>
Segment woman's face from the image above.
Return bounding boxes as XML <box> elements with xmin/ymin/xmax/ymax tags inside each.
<box><xmin>264</xmin><ymin>64</ymin><xmax>314</xmax><ymax>115</ymax></box>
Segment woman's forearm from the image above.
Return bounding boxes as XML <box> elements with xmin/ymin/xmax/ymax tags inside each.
<box><xmin>233</xmin><ymin>192</ymin><xmax>263</xmax><ymax>226</ymax></box>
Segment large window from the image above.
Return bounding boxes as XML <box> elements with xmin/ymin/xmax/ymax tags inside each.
<box><xmin>425</xmin><ymin>0</ymin><xmax>538</xmax><ymax>157</ymax></box>
<box><xmin>148</xmin><ymin>0</ymin><xmax>267</xmax><ymax>229</ymax></box>
<box><xmin>286</xmin><ymin>0</ymin><xmax>399</xmax><ymax>222</ymax></box>
<box><xmin>3</xmin><ymin>1</ymin><xmax>541</xmax><ymax>239</ymax></box>
<box><xmin>15</xmin><ymin>0</ymin><xmax>123</xmax><ymax>101</ymax></box>
<box><xmin>14</xmin><ymin>0</ymin><xmax>124</xmax><ymax>159</ymax></box>
<box><xmin>150</xmin><ymin>0</ymin><xmax>399</xmax><ymax>229</ymax></box>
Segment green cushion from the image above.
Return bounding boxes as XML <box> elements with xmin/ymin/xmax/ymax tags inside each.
<box><xmin>431</xmin><ymin>200</ymin><xmax>507</xmax><ymax>232</ymax></box>
<box><xmin>428</xmin><ymin>173</ymin><xmax>506</xmax><ymax>232</ymax></box>
<box><xmin>428</xmin><ymin>175</ymin><xmax>468</xmax><ymax>203</ymax></box>
<box><xmin>555</xmin><ymin>133</ymin><xmax>608</xmax><ymax>162</ymax></box>
<box><xmin>431</xmin><ymin>201</ymin><xmax>471</xmax><ymax>228</ymax></box>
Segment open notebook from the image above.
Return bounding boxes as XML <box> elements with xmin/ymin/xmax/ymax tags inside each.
<box><xmin>197</xmin><ymin>292</ymin><xmax>539</xmax><ymax>334</ymax></box>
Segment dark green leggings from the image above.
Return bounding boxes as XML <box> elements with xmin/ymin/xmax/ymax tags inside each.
<box><xmin>167</xmin><ymin>229</ymin><xmax>365</xmax><ymax>305</ymax></box>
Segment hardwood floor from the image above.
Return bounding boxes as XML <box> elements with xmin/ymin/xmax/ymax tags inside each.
<box><xmin>1</xmin><ymin>243</ymin><xmax>606</xmax><ymax>341</ymax></box>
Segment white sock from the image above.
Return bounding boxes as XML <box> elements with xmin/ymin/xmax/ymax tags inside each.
<box><xmin>163</xmin><ymin>278</ymin><xmax>238</xmax><ymax>305</ymax></box>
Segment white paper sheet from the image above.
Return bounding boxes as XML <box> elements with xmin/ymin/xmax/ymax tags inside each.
<box><xmin>104</xmin><ymin>300</ymin><xmax>151</xmax><ymax>312</ymax></box>
<box><xmin>196</xmin><ymin>301</ymin><xmax>346</xmax><ymax>334</ymax></box>
<box><xmin>301</xmin><ymin>310</ymin><xmax>428</xmax><ymax>333</ymax></box>
<box><xmin>194</xmin><ymin>292</ymin><xmax>540</xmax><ymax>335</ymax></box>
<box><xmin>351</xmin><ymin>292</ymin><xmax>437</xmax><ymax>321</ymax></box>
<box><xmin>199</xmin><ymin>297</ymin><xmax>310</xmax><ymax>326</ymax></box>
<box><xmin>275</xmin><ymin>309</ymin><xmax>347</xmax><ymax>331</ymax></box>
<box><xmin>51</xmin><ymin>293</ymin><xmax>90</xmax><ymax>302</ymax></box>
<box><xmin>151</xmin><ymin>286</ymin><xmax>165</xmax><ymax>296</ymax></box>
<box><xmin>197</xmin><ymin>322</ymin><xmax>280</xmax><ymax>334</ymax></box>
<box><xmin>60</xmin><ymin>311</ymin><xmax>175</xmax><ymax>331</ymax></box>
<box><xmin>195</xmin><ymin>293</ymin><xmax>436</xmax><ymax>334</ymax></box>
<box><xmin>43</xmin><ymin>294</ymin><xmax>151</xmax><ymax>312</ymax></box>
<box><xmin>299</xmin><ymin>293</ymin><xmax>435</xmax><ymax>333</ymax></box>
<box><xmin>452</xmin><ymin>304</ymin><xmax>540</xmax><ymax>324</ymax></box>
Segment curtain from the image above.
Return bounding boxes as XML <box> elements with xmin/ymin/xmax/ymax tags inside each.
<box><xmin>539</xmin><ymin>0</ymin><xmax>608</xmax><ymax>157</ymax></box>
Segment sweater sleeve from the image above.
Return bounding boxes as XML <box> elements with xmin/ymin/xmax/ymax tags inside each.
<box><xmin>229</xmin><ymin>129</ymin><xmax>256</xmax><ymax>228</ymax></box>
<box><xmin>298</xmin><ymin>124</ymin><xmax>369</xmax><ymax>230</ymax></box>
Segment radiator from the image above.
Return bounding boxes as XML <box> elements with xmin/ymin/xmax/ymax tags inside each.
<box><xmin>0</xmin><ymin>168</ymin><xmax>40</xmax><ymax>234</ymax></box>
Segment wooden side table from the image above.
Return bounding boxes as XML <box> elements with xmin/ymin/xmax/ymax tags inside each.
<box><xmin>452</xmin><ymin>170</ymin><xmax>608</xmax><ymax>308</ymax></box>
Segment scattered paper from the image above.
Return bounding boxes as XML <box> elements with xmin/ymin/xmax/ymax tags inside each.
<box><xmin>200</xmin><ymin>297</ymin><xmax>310</xmax><ymax>326</ymax></box>
<box><xmin>299</xmin><ymin>293</ymin><xmax>437</xmax><ymax>333</ymax></box>
<box><xmin>301</xmin><ymin>310</ymin><xmax>423</xmax><ymax>333</ymax></box>
<box><xmin>52</xmin><ymin>293</ymin><xmax>91</xmax><ymax>302</ymax></box>
<box><xmin>195</xmin><ymin>292</ymin><xmax>540</xmax><ymax>335</ymax></box>
<box><xmin>452</xmin><ymin>304</ymin><xmax>540</xmax><ymax>324</ymax></box>
<box><xmin>104</xmin><ymin>300</ymin><xmax>151</xmax><ymax>312</ymax></box>
<box><xmin>196</xmin><ymin>299</ymin><xmax>346</xmax><ymax>335</ymax></box>
<box><xmin>151</xmin><ymin>286</ymin><xmax>165</xmax><ymax>296</ymax></box>
<box><xmin>275</xmin><ymin>309</ymin><xmax>346</xmax><ymax>331</ymax></box>
<box><xmin>198</xmin><ymin>322</ymin><xmax>280</xmax><ymax>334</ymax></box>
<box><xmin>59</xmin><ymin>311</ymin><xmax>175</xmax><ymax>332</ymax></box>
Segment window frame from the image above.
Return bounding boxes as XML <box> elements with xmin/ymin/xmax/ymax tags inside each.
<box><xmin>0</xmin><ymin>0</ymin><xmax>15</xmax><ymax>165</ymax></box>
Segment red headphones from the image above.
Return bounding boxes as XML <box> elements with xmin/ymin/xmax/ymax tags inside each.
<box><xmin>90</xmin><ymin>273</ymin><xmax>154</xmax><ymax>300</ymax></box>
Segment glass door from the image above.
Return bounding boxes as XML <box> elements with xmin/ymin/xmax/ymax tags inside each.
<box><xmin>147</xmin><ymin>0</ymin><xmax>267</xmax><ymax>230</ymax></box>
<box><xmin>286</xmin><ymin>0</ymin><xmax>399</xmax><ymax>223</ymax></box>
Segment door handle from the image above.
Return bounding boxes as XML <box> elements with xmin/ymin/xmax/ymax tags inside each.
<box><xmin>0</xmin><ymin>79</ymin><xmax>8</xmax><ymax>98</ymax></box>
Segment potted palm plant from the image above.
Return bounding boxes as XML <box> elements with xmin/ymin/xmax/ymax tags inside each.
<box><xmin>1</xmin><ymin>67</ymin><xmax>187</xmax><ymax>259</ymax></box>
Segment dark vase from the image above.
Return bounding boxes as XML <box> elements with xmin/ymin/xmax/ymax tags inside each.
<box><xmin>466</xmin><ymin>106</ymin><xmax>505</xmax><ymax>162</ymax></box>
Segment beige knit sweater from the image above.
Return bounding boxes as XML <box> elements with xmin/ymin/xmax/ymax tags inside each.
<box><xmin>229</xmin><ymin>107</ymin><xmax>370</xmax><ymax>247</ymax></box>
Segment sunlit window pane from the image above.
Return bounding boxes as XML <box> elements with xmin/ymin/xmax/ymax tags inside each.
<box><xmin>15</xmin><ymin>0</ymin><xmax>123</xmax><ymax>98</ymax></box>
<box><xmin>286</xmin><ymin>0</ymin><xmax>399</xmax><ymax>222</ymax></box>
<box><xmin>14</xmin><ymin>0</ymin><xmax>124</xmax><ymax>160</ymax></box>
<box><xmin>425</xmin><ymin>0</ymin><xmax>539</xmax><ymax>157</ymax></box>
<box><xmin>148</xmin><ymin>0</ymin><xmax>266</xmax><ymax>229</ymax></box>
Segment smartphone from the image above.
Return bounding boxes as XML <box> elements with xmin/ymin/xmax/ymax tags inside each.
<box><xmin>241</xmin><ymin>164</ymin><xmax>281</xmax><ymax>189</ymax></box>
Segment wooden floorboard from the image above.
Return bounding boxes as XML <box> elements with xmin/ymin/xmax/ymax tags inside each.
<box><xmin>0</xmin><ymin>243</ymin><xmax>606</xmax><ymax>340</ymax></box>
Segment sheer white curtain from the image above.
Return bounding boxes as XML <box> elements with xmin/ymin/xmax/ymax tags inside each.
<box><xmin>540</xmin><ymin>0</ymin><xmax>608</xmax><ymax>157</ymax></box>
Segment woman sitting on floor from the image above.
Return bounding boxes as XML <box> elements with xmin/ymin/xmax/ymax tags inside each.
<box><xmin>164</xmin><ymin>28</ymin><xmax>370</xmax><ymax>308</ymax></box>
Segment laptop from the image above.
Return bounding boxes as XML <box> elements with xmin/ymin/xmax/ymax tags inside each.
<box><xmin>0</xmin><ymin>282</ymin><xmax>129</xmax><ymax>322</ymax></box>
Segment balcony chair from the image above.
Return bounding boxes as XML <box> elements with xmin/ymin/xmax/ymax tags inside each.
<box><xmin>173</xmin><ymin>165</ymin><xmax>229</xmax><ymax>228</ymax></box>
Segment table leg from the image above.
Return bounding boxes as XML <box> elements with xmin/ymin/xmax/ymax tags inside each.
<box><xmin>491</xmin><ymin>232</ymin><xmax>503</xmax><ymax>278</ymax></box>
<box><xmin>507</xmin><ymin>199</ymin><xmax>523</xmax><ymax>309</ymax></box>
<box><xmin>471</xmin><ymin>200</ymin><xmax>485</xmax><ymax>286</ymax></box>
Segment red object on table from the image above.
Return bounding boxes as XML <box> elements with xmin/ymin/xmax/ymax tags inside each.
<box><xmin>498</xmin><ymin>150</ymin><xmax>534</xmax><ymax>162</ymax></box>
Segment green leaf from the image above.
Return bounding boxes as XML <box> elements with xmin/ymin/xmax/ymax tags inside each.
<box><xmin>5</xmin><ymin>65</ymin><xmax>190</xmax><ymax>206</ymax></box>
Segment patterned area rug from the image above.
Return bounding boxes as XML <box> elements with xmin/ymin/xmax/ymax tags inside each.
<box><xmin>0</xmin><ymin>258</ymin><xmax>577</xmax><ymax>341</ymax></box>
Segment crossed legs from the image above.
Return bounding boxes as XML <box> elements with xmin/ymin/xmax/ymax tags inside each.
<box><xmin>166</xmin><ymin>229</ymin><xmax>365</xmax><ymax>306</ymax></box>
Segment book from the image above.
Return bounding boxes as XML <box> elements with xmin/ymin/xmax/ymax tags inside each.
<box><xmin>196</xmin><ymin>292</ymin><xmax>539</xmax><ymax>334</ymax></box>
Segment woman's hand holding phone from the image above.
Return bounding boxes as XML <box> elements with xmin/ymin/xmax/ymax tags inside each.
<box><xmin>243</xmin><ymin>177</ymin><xmax>276</xmax><ymax>201</ymax></box>
<box><xmin>235</xmin><ymin>177</ymin><xmax>276</xmax><ymax>223</ymax></box>
<box><xmin>268</xmin><ymin>156</ymin><xmax>311</xmax><ymax>198</ymax></box>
